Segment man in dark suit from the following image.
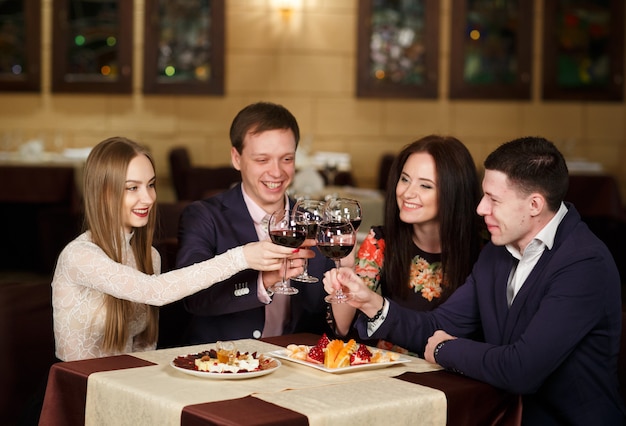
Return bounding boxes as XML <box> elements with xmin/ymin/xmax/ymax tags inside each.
<box><xmin>176</xmin><ymin>102</ymin><xmax>334</xmax><ymax>343</ymax></box>
<box><xmin>325</xmin><ymin>137</ymin><xmax>626</xmax><ymax>425</ymax></box>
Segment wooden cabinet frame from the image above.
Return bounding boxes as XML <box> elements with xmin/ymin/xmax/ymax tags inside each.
<box><xmin>51</xmin><ymin>0</ymin><xmax>133</xmax><ymax>93</ymax></box>
<box><xmin>449</xmin><ymin>0</ymin><xmax>533</xmax><ymax>100</ymax></box>
<box><xmin>0</xmin><ymin>0</ymin><xmax>41</xmax><ymax>92</ymax></box>
<box><xmin>143</xmin><ymin>0</ymin><xmax>225</xmax><ymax>95</ymax></box>
<box><xmin>356</xmin><ymin>0</ymin><xmax>439</xmax><ymax>99</ymax></box>
<box><xmin>542</xmin><ymin>0</ymin><xmax>624</xmax><ymax>101</ymax></box>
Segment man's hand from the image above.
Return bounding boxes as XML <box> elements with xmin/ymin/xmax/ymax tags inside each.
<box><xmin>424</xmin><ymin>330</ymin><xmax>456</xmax><ymax>364</ymax></box>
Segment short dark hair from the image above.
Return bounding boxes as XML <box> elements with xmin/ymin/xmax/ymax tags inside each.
<box><xmin>229</xmin><ymin>102</ymin><xmax>300</xmax><ymax>154</ymax></box>
<box><xmin>484</xmin><ymin>136</ymin><xmax>569</xmax><ymax>211</ymax></box>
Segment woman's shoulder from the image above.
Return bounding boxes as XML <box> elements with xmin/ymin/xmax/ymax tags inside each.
<box><xmin>58</xmin><ymin>232</ymin><xmax>104</xmax><ymax>261</ymax></box>
<box><xmin>62</xmin><ymin>232</ymin><xmax>92</xmax><ymax>250</ymax></box>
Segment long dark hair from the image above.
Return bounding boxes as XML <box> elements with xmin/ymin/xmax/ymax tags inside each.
<box><xmin>382</xmin><ymin>135</ymin><xmax>482</xmax><ymax>301</ymax></box>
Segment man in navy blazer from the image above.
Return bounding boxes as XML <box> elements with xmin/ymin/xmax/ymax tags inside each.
<box><xmin>325</xmin><ymin>137</ymin><xmax>625</xmax><ymax>425</ymax></box>
<box><xmin>177</xmin><ymin>102</ymin><xmax>334</xmax><ymax>343</ymax></box>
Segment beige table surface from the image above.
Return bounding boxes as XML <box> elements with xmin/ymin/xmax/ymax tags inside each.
<box><xmin>85</xmin><ymin>339</ymin><xmax>445</xmax><ymax>426</ymax></box>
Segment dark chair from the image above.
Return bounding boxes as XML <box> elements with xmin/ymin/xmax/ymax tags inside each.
<box><xmin>0</xmin><ymin>277</ymin><xmax>56</xmax><ymax>425</ymax></box>
<box><xmin>168</xmin><ymin>147</ymin><xmax>193</xmax><ymax>201</ymax></box>
<box><xmin>377</xmin><ymin>153</ymin><xmax>396</xmax><ymax>191</ymax></box>
<box><xmin>153</xmin><ymin>201</ymin><xmax>193</xmax><ymax>349</ymax></box>
<box><xmin>619</xmin><ymin>311</ymin><xmax>626</xmax><ymax>406</ymax></box>
<box><xmin>186</xmin><ymin>166</ymin><xmax>241</xmax><ymax>200</ymax></box>
<box><xmin>318</xmin><ymin>170</ymin><xmax>357</xmax><ymax>187</ymax></box>
<box><xmin>168</xmin><ymin>147</ymin><xmax>241</xmax><ymax>201</ymax></box>
<box><xmin>154</xmin><ymin>201</ymin><xmax>191</xmax><ymax>273</ymax></box>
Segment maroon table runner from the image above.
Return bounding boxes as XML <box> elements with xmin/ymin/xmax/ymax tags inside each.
<box><xmin>395</xmin><ymin>371</ymin><xmax>522</xmax><ymax>426</ymax></box>
<box><xmin>39</xmin><ymin>355</ymin><xmax>156</xmax><ymax>426</ymax></box>
<box><xmin>181</xmin><ymin>396</ymin><xmax>308</xmax><ymax>426</ymax></box>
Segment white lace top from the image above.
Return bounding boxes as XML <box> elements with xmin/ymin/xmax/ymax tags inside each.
<box><xmin>52</xmin><ymin>231</ymin><xmax>248</xmax><ymax>361</ymax></box>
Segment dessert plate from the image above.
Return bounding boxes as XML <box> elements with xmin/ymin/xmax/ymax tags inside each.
<box><xmin>267</xmin><ymin>349</ymin><xmax>410</xmax><ymax>374</ymax></box>
<box><xmin>170</xmin><ymin>355</ymin><xmax>281</xmax><ymax>380</ymax></box>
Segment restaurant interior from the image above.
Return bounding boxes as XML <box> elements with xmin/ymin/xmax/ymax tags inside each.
<box><xmin>1</xmin><ymin>0</ymin><xmax>626</xmax><ymax>424</ymax></box>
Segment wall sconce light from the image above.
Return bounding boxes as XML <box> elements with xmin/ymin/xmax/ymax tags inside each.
<box><xmin>272</xmin><ymin>0</ymin><xmax>301</xmax><ymax>21</ymax></box>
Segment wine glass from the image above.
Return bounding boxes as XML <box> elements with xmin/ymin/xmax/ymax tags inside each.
<box><xmin>267</xmin><ymin>209</ymin><xmax>307</xmax><ymax>295</ymax></box>
<box><xmin>316</xmin><ymin>221</ymin><xmax>356</xmax><ymax>303</ymax></box>
<box><xmin>324</xmin><ymin>198</ymin><xmax>362</xmax><ymax>232</ymax></box>
<box><xmin>292</xmin><ymin>200</ymin><xmax>325</xmax><ymax>283</ymax></box>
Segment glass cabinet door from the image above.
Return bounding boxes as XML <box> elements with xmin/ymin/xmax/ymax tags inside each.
<box><xmin>449</xmin><ymin>0</ymin><xmax>533</xmax><ymax>99</ymax></box>
<box><xmin>0</xmin><ymin>0</ymin><xmax>41</xmax><ymax>91</ymax></box>
<box><xmin>143</xmin><ymin>0</ymin><xmax>224</xmax><ymax>95</ymax></box>
<box><xmin>542</xmin><ymin>0</ymin><xmax>624</xmax><ymax>101</ymax></box>
<box><xmin>356</xmin><ymin>0</ymin><xmax>439</xmax><ymax>98</ymax></box>
<box><xmin>52</xmin><ymin>0</ymin><xmax>133</xmax><ymax>93</ymax></box>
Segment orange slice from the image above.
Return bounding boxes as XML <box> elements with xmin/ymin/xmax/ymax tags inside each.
<box><xmin>324</xmin><ymin>339</ymin><xmax>344</xmax><ymax>368</ymax></box>
<box><xmin>334</xmin><ymin>339</ymin><xmax>357</xmax><ymax>368</ymax></box>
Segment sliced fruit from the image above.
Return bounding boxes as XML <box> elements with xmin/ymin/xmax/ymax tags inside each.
<box><xmin>317</xmin><ymin>333</ymin><xmax>331</xmax><ymax>349</ymax></box>
<box><xmin>324</xmin><ymin>339</ymin><xmax>345</xmax><ymax>368</ymax></box>
<box><xmin>306</xmin><ymin>345</ymin><xmax>325</xmax><ymax>364</ymax></box>
<box><xmin>350</xmin><ymin>344</ymin><xmax>373</xmax><ymax>365</ymax></box>
<box><xmin>334</xmin><ymin>339</ymin><xmax>357</xmax><ymax>368</ymax></box>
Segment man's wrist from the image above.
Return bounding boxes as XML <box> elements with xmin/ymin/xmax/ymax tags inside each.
<box><xmin>433</xmin><ymin>339</ymin><xmax>452</xmax><ymax>364</ymax></box>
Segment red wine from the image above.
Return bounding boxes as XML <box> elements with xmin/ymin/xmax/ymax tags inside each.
<box><xmin>350</xmin><ymin>219</ymin><xmax>361</xmax><ymax>231</ymax></box>
<box><xmin>301</xmin><ymin>223</ymin><xmax>319</xmax><ymax>239</ymax></box>
<box><xmin>269</xmin><ymin>230</ymin><xmax>306</xmax><ymax>248</ymax></box>
<box><xmin>317</xmin><ymin>243</ymin><xmax>354</xmax><ymax>259</ymax></box>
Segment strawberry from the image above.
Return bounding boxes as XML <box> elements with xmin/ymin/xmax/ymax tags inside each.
<box><xmin>306</xmin><ymin>345</ymin><xmax>325</xmax><ymax>364</ymax></box>
<box><xmin>350</xmin><ymin>344</ymin><xmax>372</xmax><ymax>365</ymax></box>
<box><xmin>316</xmin><ymin>333</ymin><xmax>330</xmax><ymax>349</ymax></box>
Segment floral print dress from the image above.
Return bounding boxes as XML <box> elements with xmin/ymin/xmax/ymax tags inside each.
<box><xmin>354</xmin><ymin>226</ymin><xmax>448</xmax><ymax>354</ymax></box>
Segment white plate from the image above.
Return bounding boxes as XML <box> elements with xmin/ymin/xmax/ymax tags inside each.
<box><xmin>267</xmin><ymin>349</ymin><xmax>410</xmax><ymax>374</ymax></box>
<box><xmin>169</xmin><ymin>356</ymin><xmax>281</xmax><ymax>380</ymax></box>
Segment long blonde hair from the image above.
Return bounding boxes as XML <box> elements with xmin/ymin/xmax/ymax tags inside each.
<box><xmin>83</xmin><ymin>136</ymin><xmax>159</xmax><ymax>352</ymax></box>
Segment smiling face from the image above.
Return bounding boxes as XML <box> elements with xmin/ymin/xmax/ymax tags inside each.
<box><xmin>476</xmin><ymin>169</ymin><xmax>536</xmax><ymax>252</ymax></box>
<box><xmin>395</xmin><ymin>152</ymin><xmax>439</xmax><ymax>228</ymax></box>
<box><xmin>231</xmin><ymin>128</ymin><xmax>296</xmax><ymax>214</ymax></box>
<box><xmin>123</xmin><ymin>154</ymin><xmax>156</xmax><ymax>233</ymax></box>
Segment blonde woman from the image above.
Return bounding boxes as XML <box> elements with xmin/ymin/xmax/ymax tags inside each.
<box><xmin>52</xmin><ymin>137</ymin><xmax>307</xmax><ymax>361</ymax></box>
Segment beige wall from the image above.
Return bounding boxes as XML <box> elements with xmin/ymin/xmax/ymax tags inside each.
<box><xmin>1</xmin><ymin>0</ymin><xmax>625</xmax><ymax>201</ymax></box>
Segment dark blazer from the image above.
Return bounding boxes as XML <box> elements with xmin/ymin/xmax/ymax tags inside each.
<box><xmin>176</xmin><ymin>184</ymin><xmax>334</xmax><ymax>343</ymax></box>
<box><xmin>357</xmin><ymin>204</ymin><xmax>626</xmax><ymax>425</ymax></box>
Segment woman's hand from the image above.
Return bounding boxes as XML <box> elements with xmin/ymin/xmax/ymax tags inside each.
<box><xmin>323</xmin><ymin>267</ymin><xmax>383</xmax><ymax>317</ymax></box>
<box><xmin>242</xmin><ymin>240</ymin><xmax>309</xmax><ymax>272</ymax></box>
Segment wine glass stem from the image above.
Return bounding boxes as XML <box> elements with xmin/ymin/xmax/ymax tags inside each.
<box><xmin>282</xmin><ymin>258</ymin><xmax>288</xmax><ymax>287</ymax></box>
<box><xmin>333</xmin><ymin>259</ymin><xmax>345</xmax><ymax>296</ymax></box>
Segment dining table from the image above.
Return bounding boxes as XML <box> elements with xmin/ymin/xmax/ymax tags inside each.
<box><xmin>39</xmin><ymin>333</ymin><xmax>521</xmax><ymax>426</ymax></box>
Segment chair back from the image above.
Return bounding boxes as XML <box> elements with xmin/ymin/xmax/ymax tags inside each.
<box><xmin>378</xmin><ymin>153</ymin><xmax>396</xmax><ymax>191</ymax></box>
<box><xmin>617</xmin><ymin>311</ymin><xmax>626</xmax><ymax>404</ymax></box>
<box><xmin>169</xmin><ymin>147</ymin><xmax>192</xmax><ymax>200</ymax></box>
